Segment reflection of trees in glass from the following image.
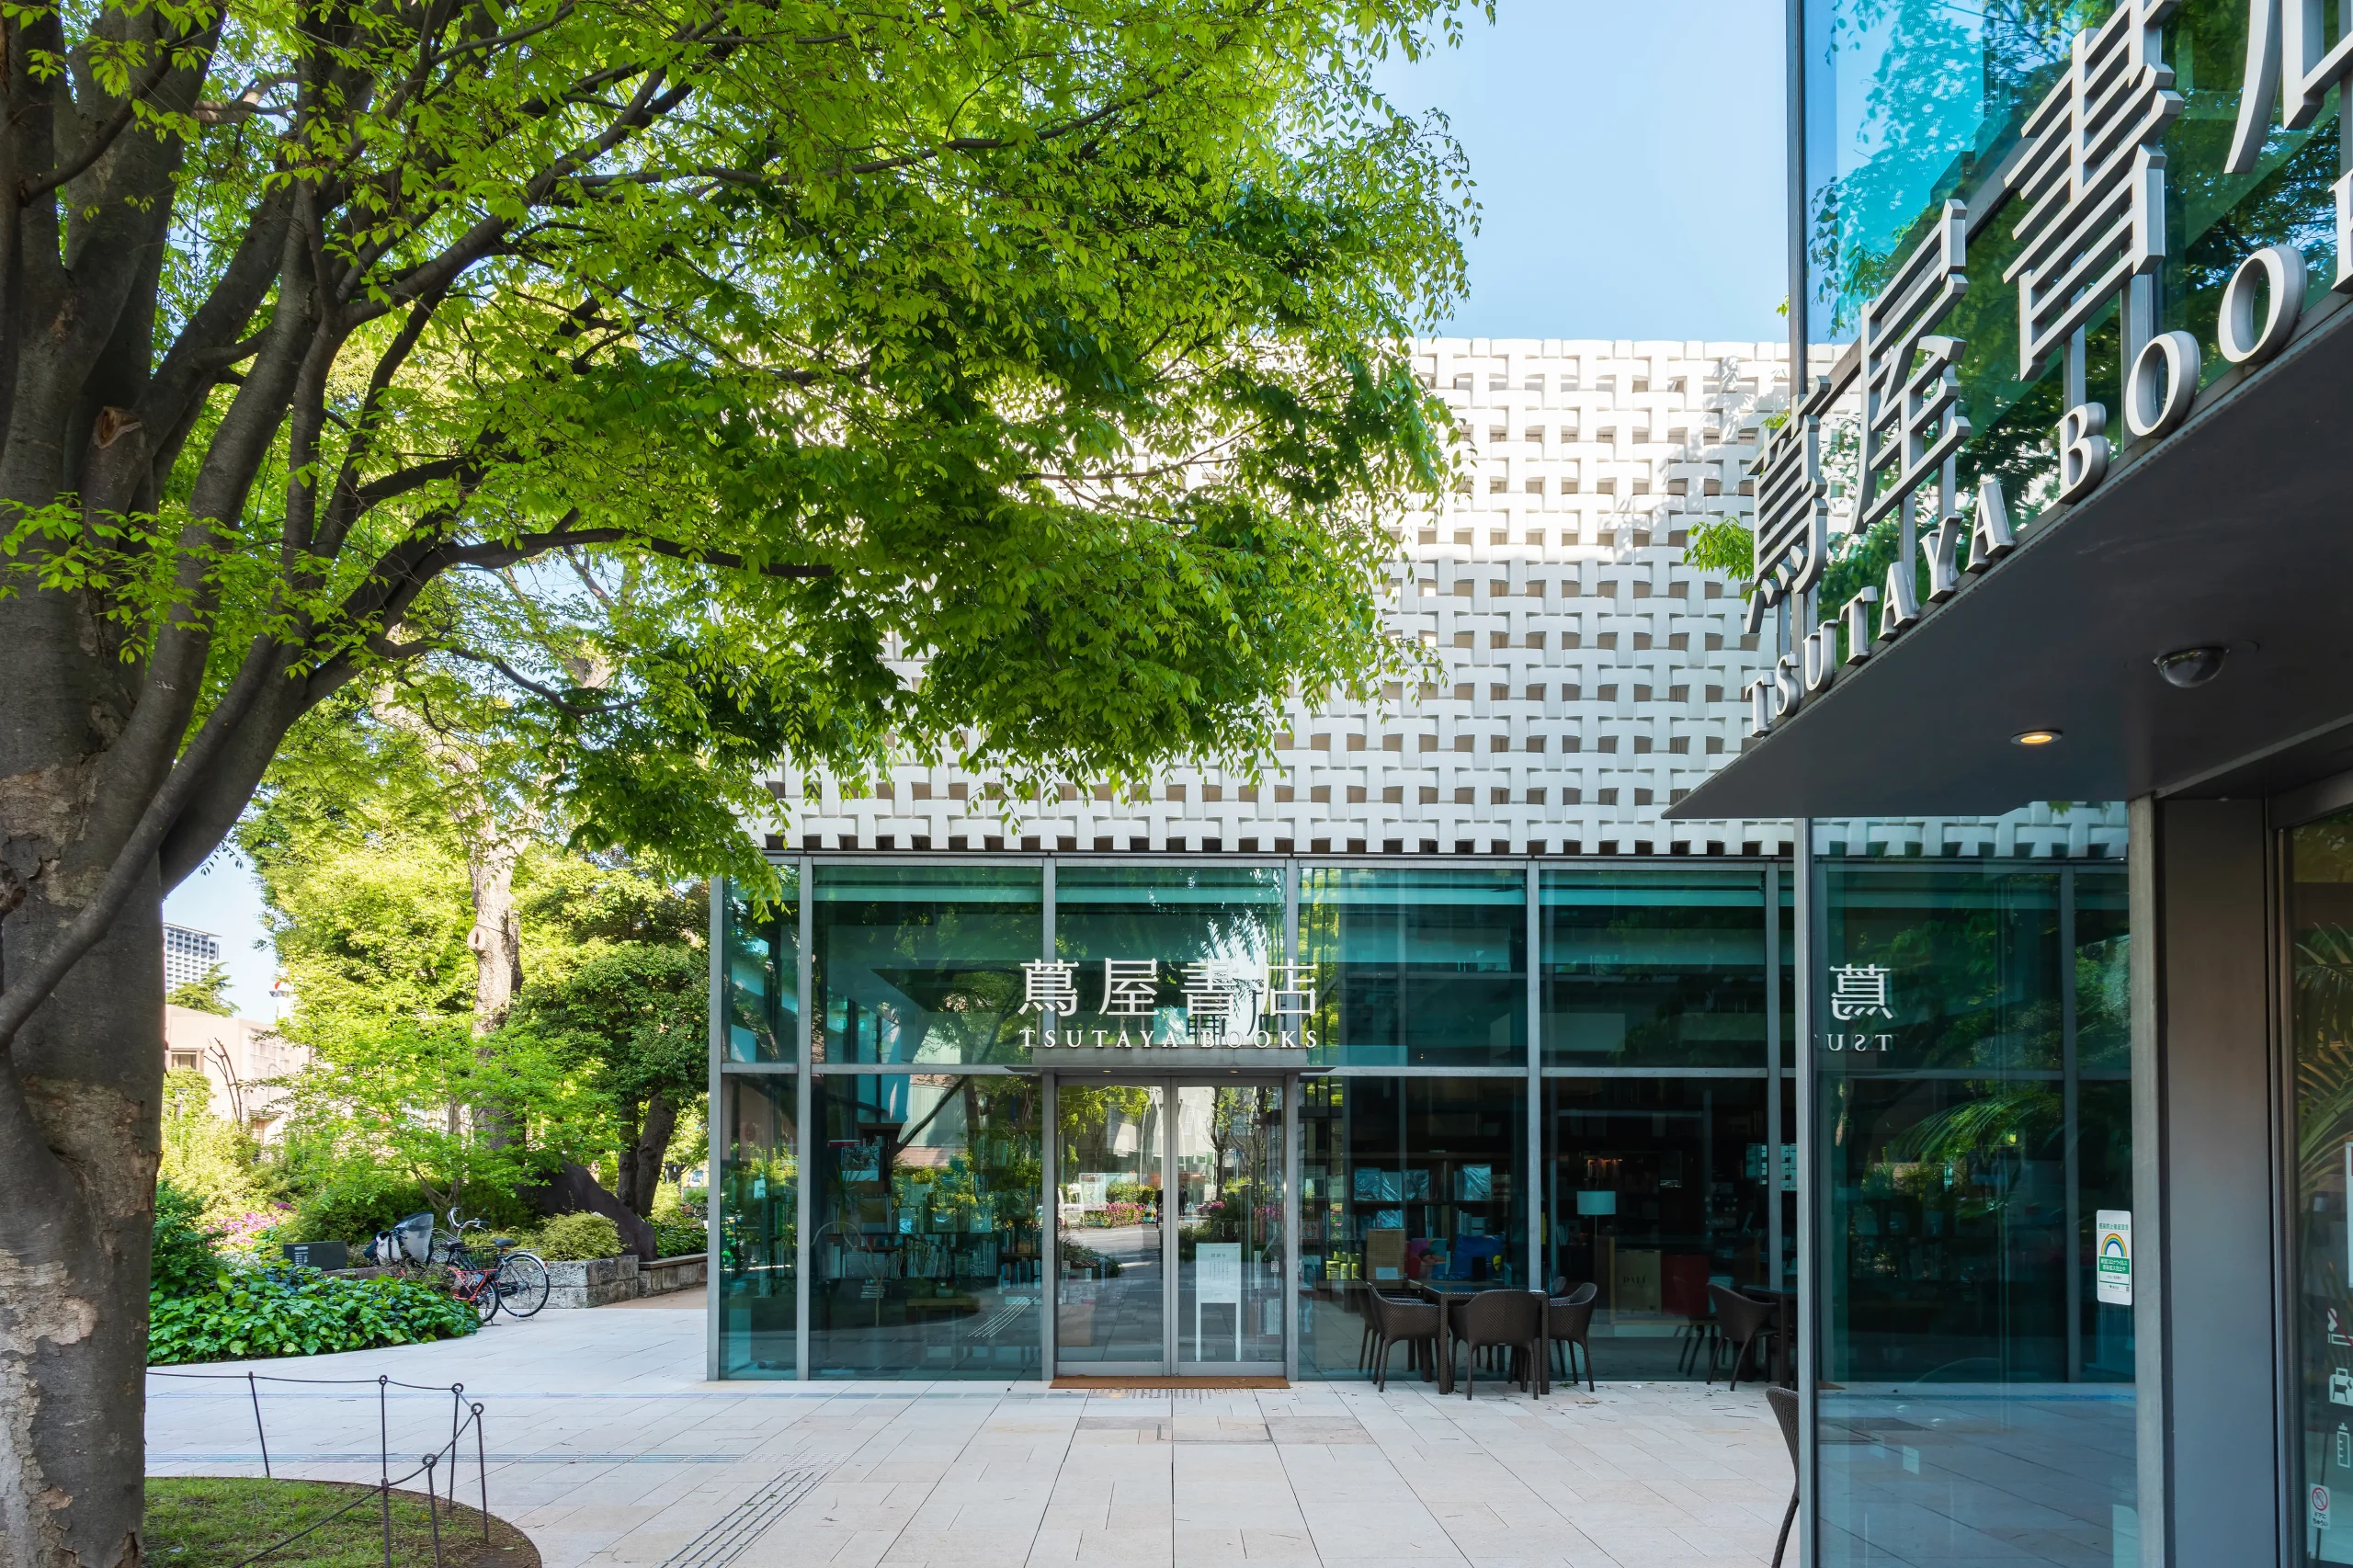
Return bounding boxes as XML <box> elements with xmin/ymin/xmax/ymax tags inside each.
<box><xmin>1059</xmin><ymin>1084</ymin><xmax>1159</xmax><ymax>1181</ymax></box>
<box><xmin>720</xmin><ymin>1081</ymin><xmax>797</xmax><ymax>1289</ymax></box>
<box><xmin>821</xmin><ymin>881</ymin><xmax>1033</xmax><ymax>1062</ymax></box>
<box><xmin>1053</xmin><ymin>876</ymin><xmax>1280</xmax><ymax>1037</ymax></box>
<box><xmin>1809</xmin><ymin>1</ymin><xmax>2086</xmax><ymax>333</ymax></box>
<box><xmin>1831</xmin><ymin>875</ymin><xmax>2061</xmax><ymax>1068</ymax></box>
<box><xmin>723</xmin><ymin>893</ymin><xmax>787</xmax><ymax>1062</ymax></box>
<box><xmin>819</xmin><ymin>1076</ymin><xmax>1040</xmax><ymax>1290</ymax></box>
<box><xmin>1881</xmin><ymin>1080</ymin><xmax>2062</xmax><ymax>1214</ymax></box>
<box><xmin>2295</xmin><ymin>925</ymin><xmax>2353</xmax><ymax>1197</ymax></box>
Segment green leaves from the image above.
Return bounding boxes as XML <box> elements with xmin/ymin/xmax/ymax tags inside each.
<box><xmin>30</xmin><ymin>0</ymin><xmax>1474</xmax><ymax>889</ymax></box>
<box><xmin>147</xmin><ymin>1269</ymin><xmax>479</xmax><ymax>1365</ymax></box>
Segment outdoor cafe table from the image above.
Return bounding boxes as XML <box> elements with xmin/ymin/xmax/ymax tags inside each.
<box><xmin>1413</xmin><ymin>1280</ymin><xmax>1547</xmax><ymax>1395</ymax></box>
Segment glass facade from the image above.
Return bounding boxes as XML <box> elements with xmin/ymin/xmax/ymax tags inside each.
<box><xmin>710</xmin><ymin>852</ymin><xmax>2128</xmax><ymax>1420</ymax></box>
<box><xmin>1302</xmin><ymin>867</ymin><xmax>1526</xmax><ymax>1066</ymax></box>
<box><xmin>1051</xmin><ymin>865</ymin><xmax>1283</xmax><ymax>1047</ymax></box>
<box><xmin>717</xmin><ymin>1074</ymin><xmax>798</xmax><ymax>1376</ymax></box>
<box><xmin>1544</xmin><ymin>1076</ymin><xmax>1771</xmax><ymax>1377</ymax></box>
<box><xmin>1298</xmin><ymin>1074</ymin><xmax>1528</xmax><ymax>1381</ymax></box>
<box><xmin>720</xmin><ymin>873</ymin><xmax>796</xmax><ymax>1063</ymax></box>
<box><xmin>813</xmin><ymin>865</ymin><xmax>1040</xmax><ymax>1065</ymax></box>
<box><xmin>808</xmin><ymin>1073</ymin><xmax>1043</xmax><ymax>1377</ymax></box>
<box><xmin>1543</xmin><ymin>869</ymin><xmax>1768</xmax><ymax>1067</ymax></box>
<box><xmin>2291</xmin><ymin>812</ymin><xmax>2353</xmax><ymax>1563</ymax></box>
<box><xmin>1813</xmin><ymin>862</ymin><xmax>2134</xmax><ymax>1568</ymax></box>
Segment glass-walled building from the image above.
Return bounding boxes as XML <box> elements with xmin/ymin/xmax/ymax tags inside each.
<box><xmin>710</xmin><ymin>849</ymin><xmax>2126</xmax><ymax>1393</ymax></box>
<box><xmin>1663</xmin><ymin>1</ymin><xmax>2353</xmax><ymax>1564</ymax></box>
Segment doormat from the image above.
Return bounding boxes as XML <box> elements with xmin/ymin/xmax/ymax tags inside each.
<box><xmin>1051</xmin><ymin>1376</ymin><xmax>1289</xmax><ymax>1391</ymax></box>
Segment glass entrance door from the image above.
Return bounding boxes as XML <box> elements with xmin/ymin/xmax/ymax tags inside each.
<box><xmin>1055</xmin><ymin>1078</ymin><xmax>1286</xmax><ymax>1377</ymax></box>
<box><xmin>1054</xmin><ymin>1084</ymin><xmax>1166</xmax><ymax>1371</ymax></box>
<box><xmin>1176</xmin><ymin>1084</ymin><xmax>1285</xmax><ymax>1371</ymax></box>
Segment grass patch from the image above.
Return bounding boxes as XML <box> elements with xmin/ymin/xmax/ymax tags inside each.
<box><xmin>147</xmin><ymin>1477</ymin><xmax>537</xmax><ymax>1567</ymax></box>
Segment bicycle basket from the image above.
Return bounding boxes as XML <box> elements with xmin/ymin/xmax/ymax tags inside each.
<box><xmin>392</xmin><ymin>1211</ymin><xmax>435</xmax><ymax>1265</ymax></box>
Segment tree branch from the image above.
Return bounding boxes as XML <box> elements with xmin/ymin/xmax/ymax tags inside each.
<box><xmin>21</xmin><ymin>25</ymin><xmax>206</xmax><ymax>202</ymax></box>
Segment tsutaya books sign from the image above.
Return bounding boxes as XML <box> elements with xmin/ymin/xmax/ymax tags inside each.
<box><xmin>1017</xmin><ymin>958</ymin><xmax>1319</xmax><ymax>1051</ymax></box>
<box><xmin>1744</xmin><ymin>0</ymin><xmax>2353</xmax><ymax>741</ymax></box>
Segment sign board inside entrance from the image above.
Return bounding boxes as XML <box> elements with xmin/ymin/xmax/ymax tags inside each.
<box><xmin>1196</xmin><ymin>1243</ymin><xmax>1242</xmax><ymax>1305</ymax></box>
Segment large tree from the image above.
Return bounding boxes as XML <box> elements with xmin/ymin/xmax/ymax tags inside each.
<box><xmin>0</xmin><ymin>1</ymin><xmax>1473</xmax><ymax>1559</ymax></box>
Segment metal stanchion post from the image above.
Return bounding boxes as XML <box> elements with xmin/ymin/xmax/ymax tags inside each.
<box><xmin>247</xmin><ymin>1371</ymin><xmax>270</xmax><ymax>1479</ymax></box>
<box><xmin>424</xmin><ymin>1454</ymin><xmax>444</xmax><ymax>1566</ymax></box>
<box><xmin>472</xmin><ymin>1402</ymin><xmax>489</xmax><ymax>1541</ymax></box>
<box><xmin>378</xmin><ymin>1374</ymin><xmax>394</xmax><ymax>1568</ymax></box>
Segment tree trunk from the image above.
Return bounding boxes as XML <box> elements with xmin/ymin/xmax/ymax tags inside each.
<box><xmin>0</xmin><ymin>597</ymin><xmax>166</xmax><ymax>1568</ymax></box>
<box><xmin>466</xmin><ymin>839</ymin><xmax>524</xmax><ymax>1040</ymax></box>
<box><xmin>623</xmin><ymin>1092</ymin><xmax>678</xmax><ymax>1219</ymax></box>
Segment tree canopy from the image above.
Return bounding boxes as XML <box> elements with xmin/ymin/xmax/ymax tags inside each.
<box><xmin>0</xmin><ymin>4</ymin><xmax>1479</xmax><ymax>1559</ymax></box>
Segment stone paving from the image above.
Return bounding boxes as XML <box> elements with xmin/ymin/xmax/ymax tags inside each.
<box><xmin>145</xmin><ymin>1297</ymin><xmax>1794</xmax><ymax>1567</ymax></box>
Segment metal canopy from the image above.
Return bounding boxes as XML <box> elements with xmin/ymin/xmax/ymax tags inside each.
<box><xmin>1666</xmin><ymin>297</ymin><xmax>2353</xmax><ymax>823</ymax></box>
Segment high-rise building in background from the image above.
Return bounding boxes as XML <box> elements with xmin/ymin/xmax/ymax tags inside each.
<box><xmin>162</xmin><ymin>924</ymin><xmax>222</xmax><ymax>994</ymax></box>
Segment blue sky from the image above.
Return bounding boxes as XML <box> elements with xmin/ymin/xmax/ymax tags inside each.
<box><xmin>165</xmin><ymin>3</ymin><xmax>1790</xmax><ymax>1017</ymax></box>
<box><xmin>1373</xmin><ymin>1</ymin><xmax>1787</xmax><ymax>342</ymax></box>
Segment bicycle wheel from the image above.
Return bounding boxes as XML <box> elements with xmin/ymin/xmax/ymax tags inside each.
<box><xmin>498</xmin><ymin>1251</ymin><xmax>551</xmax><ymax>1318</ymax></box>
<box><xmin>469</xmin><ymin>1268</ymin><xmax>501</xmax><ymax>1324</ymax></box>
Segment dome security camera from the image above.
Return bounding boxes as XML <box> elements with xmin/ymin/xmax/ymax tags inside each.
<box><xmin>2154</xmin><ymin>646</ymin><xmax>2228</xmax><ymax>688</ymax></box>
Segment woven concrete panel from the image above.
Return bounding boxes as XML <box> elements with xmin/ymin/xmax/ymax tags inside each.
<box><xmin>761</xmin><ymin>338</ymin><xmax>2125</xmax><ymax>860</ymax></box>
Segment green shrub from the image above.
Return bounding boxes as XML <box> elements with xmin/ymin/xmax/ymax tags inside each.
<box><xmin>149</xmin><ymin>1270</ymin><xmax>476</xmax><ymax>1364</ymax></box>
<box><xmin>153</xmin><ymin>1178</ymin><xmax>223</xmax><ymax>1296</ymax></box>
<box><xmin>281</xmin><ymin>1165</ymin><xmax>438</xmax><ymax>1247</ymax></box>
<box><xmin>650</xmin><ymin>1216</ymin><xmax>707</xmax><ymax>1258</ymax></box>
<box><xmin>533</xmin><ymin>1211</ymin><xmax>621</xmax><ymax>1261</ymax></box>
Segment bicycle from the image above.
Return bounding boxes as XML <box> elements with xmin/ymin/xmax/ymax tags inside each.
<box><xmin>378</xmin><ymin>1209</ymin><xmax>551</xmax><ymax>1323</ymax></box>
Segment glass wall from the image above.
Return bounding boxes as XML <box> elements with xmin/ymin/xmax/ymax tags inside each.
<box><xmin>717</xmin><ymin>1074</ymin><xmax>797</xmax><ymax>1376</ymax></box>
<box><xmin>813</xmin><ymin>866</ymin><xmax>1040</xmax><ymax>1064</ymax></box>
<box><xmin>1545</xmin><ymin>1076</ymin><xmax>1771</xmax><ymax>1378</ymax></box>
<box><xmin>1297</xmin><ymin>1074</ymin><xmax>1528</xmax><ymax>1381</ymax></box>
<box><xmin>713</xmin><ymin>851</ymin><xmax>2131</xmax><ymax>1415</ymax></box>
<box><xmin>1543</xmin><ymin>869</ymin><xmax>1768</xmax><ymax>1067</ymax></box>
<box><xmin>1813</xmin><ymin>862</ymin><xmax>2134</xmax><ymax>1568</ymax></box>
<box><xmin>808</xmin><ymin>1073</ymin><xmax>1043</xmax><ymax>1377</ymax></box>
<box><xmin>2290</xmin><ymin>811</ymin><xmax>2353</xmax><ymax>1563</ymax></box>
<box><xmin>1801</xmin><ymin>2</ymin><xmax>2346</xmax><ymax>588</ymax></box>
<box><xmin>1052</xmin><ymin>865</ymin><xmax>1283</xmax><ymax>1049</ymax></box>
<box><xmin>721</xmin><ymin>872</ymin><xmax>796</xmax><ymax>1062</ymax></box>
<box><xmin>1301</xmin><ymin>867</ymin><xmax>1526</xmax><ymax>1066</ymax></box>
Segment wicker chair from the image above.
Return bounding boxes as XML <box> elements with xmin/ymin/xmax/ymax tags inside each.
<box><xmin>1708</xmin><ymin>1283</ymin><xmax>1780</xmax><ymax>1392</ymax></box>
<box><xmin>1365</xmin><ymin>1290</ymin><xmax>1442</xmax><ymax>1392</ymax></box>
<box><xmin>1449</xmin><ymin>1289</ymin><xmax>1544</xmax><ymax>1399</ymax></box>
<box><xmin>1547</xmin><ymin>1282</ymin><xmax>1598</xmax><ymax>1392</ymax></box>
<box><xmin>1767</xmin><ymin>1385</ymin><xmax>1800</xmax><ymax>1567</ymax></box>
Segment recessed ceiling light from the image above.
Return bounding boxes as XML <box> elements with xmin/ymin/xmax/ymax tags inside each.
<box><xmin>2012</xmin><ymin>729</ymin><xmax>2063</xmax><ymax>746</ymax></box>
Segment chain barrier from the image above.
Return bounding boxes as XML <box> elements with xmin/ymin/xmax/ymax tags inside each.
<box><xmin>148</xmin><ymin>1369</ymin><xmax>492</xmax><ymax>1567</ymax></box>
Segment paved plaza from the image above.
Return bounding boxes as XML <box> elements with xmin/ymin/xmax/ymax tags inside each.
<box><xmin>145</xmin><ymin>1296</ymin><xmax>1795</xmax><ymax>1568</ymax></box>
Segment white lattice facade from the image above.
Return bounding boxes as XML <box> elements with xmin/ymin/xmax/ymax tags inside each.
<box><xmin>760</xmin><ymin>338</ymin><xmax>2124</xmax><ymax>861</ymax></box>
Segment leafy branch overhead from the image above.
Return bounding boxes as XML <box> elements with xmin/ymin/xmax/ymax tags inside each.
<box><xmin>6</xmin><ymin>3</ymin><xmax>1483</xmax><ymax>1559</ymax></box>
<box><xmin>10</xmin><ymin>0</ymin><xmax>1478</xmax><ymax>931</ymax></box>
